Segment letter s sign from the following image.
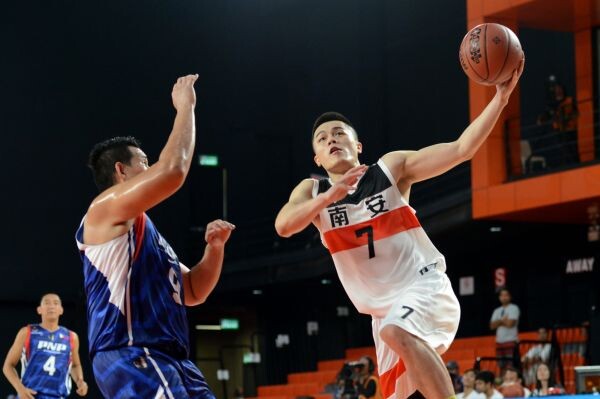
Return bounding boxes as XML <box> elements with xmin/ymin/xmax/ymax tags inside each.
<box><xmin>494</xmin><ymin>268</ymin><xmax>506</xmax><ymax>288</ymax></box>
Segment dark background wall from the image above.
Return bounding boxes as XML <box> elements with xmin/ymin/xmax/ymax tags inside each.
<box><xmin>0</xmin><ymin>0</ymin><xmax>594</xmax><ymax>397</ymax></box>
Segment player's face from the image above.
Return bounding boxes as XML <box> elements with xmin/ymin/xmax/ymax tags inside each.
<box><xmin>538</xmin><ymin>328</ymin><xmax>548</xmax><ymax>341</ymax></box>
<box><xmin>313</xmin><ymin>121</ymin><xmax>362</xmax><ymax>173</ymax></box>
<box><xmin>121</xmin><ymin>146</ymin><xmax>150</xmax><ymax>181</ymax></box>
<box><xmin>37</xmin><ymin>294</ymin><xmax>63</xmax><ymax>321</ymax></box>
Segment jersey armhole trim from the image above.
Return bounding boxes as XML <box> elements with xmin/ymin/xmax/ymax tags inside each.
<box><xmin>24</xmin><ymin>325</ymin><xmax>32</xmax><ymax>360</ymax></box>
<box><xmin>311</xmin><ymin>178</ymin><xmax>319</xmax><ymax>199</ymax></box>
<box><xmin>377</xmin><ymin>159</ymin><xmax>396</xmax><ymax>185</ymax></box>
<box><xmin>132</xmin><ymin>213</ymin><xmax>147</xmax><ymax>262</ymax></box>
<box><xmin>377</xmin><ymin>159</ymin><xmax>413</xmax><ymax>208</ymax></box>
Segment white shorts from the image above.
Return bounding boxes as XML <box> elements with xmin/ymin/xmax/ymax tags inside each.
<box><xmin>372</xmin><ymin>269</ymin><xmax>460</xmax><ymax>399</ymax></box>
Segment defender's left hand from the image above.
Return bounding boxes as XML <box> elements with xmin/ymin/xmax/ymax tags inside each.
<box><xmin>76</xmin><ymin>380</ymin><xmax>88</xmax><ymax>396</ymax></box>
<box><xmin>496</xmin><ymin>57</ymin><xmax>525</xmax><ymax>103</ymax></box>
<box><xmin>205</xmin><ymin>220</ymin><xmax>235</xmax><ymax>248</ymax></box>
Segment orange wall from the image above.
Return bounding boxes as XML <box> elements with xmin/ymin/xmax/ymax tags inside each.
<box><xmin>468</xmin><ymin>0</ymin><xmax>598</xmax><ymax>220</ymax></box>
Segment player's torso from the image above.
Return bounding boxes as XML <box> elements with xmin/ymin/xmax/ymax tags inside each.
<box><xmin>76</xmin><ymin>214</ymin><xmax>190</xmax><ymax>358</ymax></box>
<box><xmin>21</xmin><ymin>325</ymin><xmax>72</xmax><ymax>397</ymax></box>
<box><xmin>313</xmin><ymin>160</ymin><xmax>445</xmax><ymax>316</ymax></box>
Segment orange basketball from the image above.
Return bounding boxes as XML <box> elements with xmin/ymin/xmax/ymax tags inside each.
<box><xmin>459</xmin><ymin>23</ymin><xmax>523</xmax><ymax>86</ymax></box>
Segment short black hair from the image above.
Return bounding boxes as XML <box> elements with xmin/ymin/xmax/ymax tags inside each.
<box><xmin>312</xmin><ymin>111</ymin><xmax>357</xmax><ymax>139</ymax></box>
<box><xmin>40</xmin><ymin>292</ymin><xmax>61</xmax><ymax>305</ymax></box>
<box><xmin>87</xmin><ymin>136</ymin><xmax>142</xmax><ymax>192</ymax></box>
<box><xmin>498</xmin><ymin>287</ymin><xmax>511</xmax><ymax>296</ymax></box>
<box><xmin>475</xmin><ymin>370</ymin><xmax>495</xmax><ymax>383</ymax></box>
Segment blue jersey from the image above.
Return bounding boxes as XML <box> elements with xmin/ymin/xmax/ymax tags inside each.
<box><xmin>21</xmin><ymin>325</ymin><xmax>73</xmax><ymax>398</ymax></box>
<box><xmin>76</xmin><ymin>213</ymin><xmax>190</xmax><ymax>359</ymax></box>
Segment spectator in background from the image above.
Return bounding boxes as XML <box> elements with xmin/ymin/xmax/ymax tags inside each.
<box><xmin>354</xmin><ymin>356</ymin><xmax>382</xmax><ymax>399</ymax></box>
<box><xmin>475</xmin><ymin>371</ymin><xmax>503</xmax><ymax>399</ymax></box>
<box><xmin>537</xmin><ymin>75</ymin><xmax>579</xmax><ymax>166</ymax></box>
<box><xmin>458</xmin><ymin>369</ymin><xmax>485</xmax><ymax>399</ymax></box>
<box><xmin>521</xmin><ymin>327</ymin><xmax>551</xmax><ymax>386</ymax></box>
<box><xmin>499</xmin><ymin>367</ymin><xmax>530</xmax><ymax>398</ymax></box>
<box><xmin>490</xmin><ymin>288</ymin><xmax>520</xmax><ymax>369</ymax></box>
<box><xmin>532</xmin><ymin>363</ymin><xmax>565</xmax><ymax>396</ymax></box>
<box><xmin>447</xmin><ymin>360</ymin><xmax>464</xmax><ymax>393</ymax></box>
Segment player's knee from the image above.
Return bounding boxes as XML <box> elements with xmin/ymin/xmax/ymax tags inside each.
<box><xmin>379</xmin><ymin>325</ymin><xmax>416</xmax><ymax>350</ymax></box>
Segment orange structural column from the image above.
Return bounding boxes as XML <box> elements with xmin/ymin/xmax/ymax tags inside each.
<box><xmin>574</xmin><ymin>28</ymin><xmax>595</xmax><ymax>162</ymax></box>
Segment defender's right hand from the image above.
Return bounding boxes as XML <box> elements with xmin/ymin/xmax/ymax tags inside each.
<box><xmin>324</xmin><ymin>165</ymin><xmax>368</xmax><ymax>204</ymax></box>
<box><xmin>17</xmin><ymin>387</ymin><xmax>37</xmax><ymax>399</ymax></box>
<box><xmin>172</xmin><ymin>74</ymin><xmax>199</xmax><ymax>111</ymax></box>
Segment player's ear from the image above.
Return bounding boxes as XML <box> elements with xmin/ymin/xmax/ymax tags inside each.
<box><xmin>356</xmin><ymin>141</ymin><xmax>363</xmax><ymax>154</ymax></box>
<box><xmin>36</xmin><ymin>305</ymin><xmax>42</xmax><ymax>315</ymax></box>
<box><xmin>114</xmin><ymin>162</ymin><xmax>127</xmax><ymax>182</ymax></box>
<box><xmin>314</xmin><ymin>154</ymin><xmax>321</xmax><ymax>167</ymax></box>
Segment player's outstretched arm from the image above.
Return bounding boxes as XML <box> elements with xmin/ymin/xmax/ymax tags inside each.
<box><xmin>383</xmin><ymin>59</ymin><xmax>524</xmax><ymax>186</ymax></box>
<box><xmin>2</xmin><ymin>327</ymin><xmax>37</xmax><ymax>399</ymax></box>
<box><xmin>181</xmin><ymin>220</ymin><xmax>235</xmax><ymax>306</ymax></box>
<box><xmin>69</xmin><ymin>333</ymin><xmax>88</xmax><ymax>397</ymax></box>
<box><xmin>87</xmin><ymin>74</ymin><xmax>199</xmax><ymax>227</ymax></box>
<box><xmin>275</xmin><ymin>165</ymin><xmax>367</xmax><ymax>237</ymax></box>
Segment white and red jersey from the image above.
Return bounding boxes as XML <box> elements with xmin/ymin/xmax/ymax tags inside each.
<box><xmin>312</xmin><ymin>159</ymin><xmax>446</xmax><ymax>317</ymax></box>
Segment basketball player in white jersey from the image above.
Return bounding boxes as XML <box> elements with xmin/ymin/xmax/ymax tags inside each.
<box><xmin>275</xmin><ymin>61</ymin><xmax>524</xmax><ymax>398</ymax></box>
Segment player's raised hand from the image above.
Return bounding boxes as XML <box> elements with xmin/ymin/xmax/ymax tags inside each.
<box><xmin>496</xmin><ymin>57</ymin><xmax>525</xmax><ymax>102</ymax></box>
<box><xmin>17</xmin><ymin>387</ymin><xmax>37</xmax><ymax>399</ymax></box>
<box><xmin>325</xmin><ymin>164</ymin><xmax>368</xmax><ymax>203</ymax></box>
<box><xmin>76</xmin><ymin>379</ymin><xmax>88</xmax><ymax>396</ymax></box>
<box><xmin>172</xmin><ymin>74</ymin><xmax>199</xmax><ymax>111</ymax></box>
<box><xmin>205</xmin><ymin>220</ymin><xmax>235</xmax><ymax>248</ymax></box>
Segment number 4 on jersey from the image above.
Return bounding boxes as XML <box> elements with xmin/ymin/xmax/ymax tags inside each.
<box><xmin>43</xmin><ymin>355</ymin><xmax>56</xmax><ymax>376</ymax></box>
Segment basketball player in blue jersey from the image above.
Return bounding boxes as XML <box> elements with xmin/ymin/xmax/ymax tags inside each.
<box><xmin>3</xmin><ymin>293</ymin><xmax>88</xmax><ymax>399</ymax></box>
<box><xmin>75</xmin><ymin>74</ymin><xmax>234</xmax><ymax>398</ymax></box>
<box><xmin>276</xmin><ymin>60</ymin><xmax>524</xmax><ymax>399</ymax></box>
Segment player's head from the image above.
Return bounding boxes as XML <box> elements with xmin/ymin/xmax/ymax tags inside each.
<box><xmin>37</xmin><ymin>293</ymin><xmax>64</xmax><ymax>322</ymax></box>
<box><xmin>537</xmin><ymin>327</ymin><xmax>548</xmax><ymax>341</ymax></box>
<box><xmin>87</xmin><ymin>136</ymin><xmax>147</xmax><ymax>192</ymax></box>
<box><xmin>475</xmin><ymin>370</ymin><xmax>495</xmax><ymax>393</ymax></box>
<box><xmin>312</xmin><ymin>112</ymin><xmax>362</xmax><ymax>174</ymax></box>
<box><xmin>498</xmin><ymin>287</ymin><xmax>511</xmax><ymax>305</ymax></box>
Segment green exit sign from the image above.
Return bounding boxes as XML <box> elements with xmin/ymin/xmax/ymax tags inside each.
<box><xmin>220</xmin><ymin>318</ymin><xmax>239</xmax><ymax>330</ymax></box>
<box><xmin>199</xmin><ymin>154</ymin><xmax>219</xmax><ymax>167</ymax></box>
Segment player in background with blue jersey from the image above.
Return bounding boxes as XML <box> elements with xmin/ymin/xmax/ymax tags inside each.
<box><xmin>3</xmin><ymin>293</ymin><xmax>88</xmax><ymax>399</ymax></box>
<box><xmin>76</xmin><ymin>74</ymin><xmax>234</xmax><ymax>398</ymax></box>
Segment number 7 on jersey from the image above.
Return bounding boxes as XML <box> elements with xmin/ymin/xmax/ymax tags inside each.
<box><xmin>355</xmin><ymin>225</ymin><xmax>375</xmax><ymax>258</ymax></box>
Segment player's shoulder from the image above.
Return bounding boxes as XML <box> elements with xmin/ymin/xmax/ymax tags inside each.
<box><xmin>14</xmin><ymin>325</ymin><xmax>31</xmax><ymax>341</ymax></box>
<box><xmin>291</xmin><ymin>178</ymin><xmax>318</xmax><ymax>197</ymax></box>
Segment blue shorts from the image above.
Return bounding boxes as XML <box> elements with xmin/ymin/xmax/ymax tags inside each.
<box><xmin>92</xmin><ymin>347</ymin><xmax>215</xmax><ymax>399</ymax></box>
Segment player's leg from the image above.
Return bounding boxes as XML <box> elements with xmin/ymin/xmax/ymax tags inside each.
<box><xmin>372</xmin><ymin>317</ymin><xmax>420</xmax><ymax>399</ymax></box>
<box><xmin>179</xmin><ymin>359</ymin><xmax>216</xmax><ymax>399</ymax></box>
<box><xmin>92</xmin><ymin>347</ymin><xmax>189</xmax><ymax>399</ymax></box>
<box><xmin>380</xmin><ymin>325</ymin><xmax>454</xmax><ymax>397</ymax></box>
<box><xmin>378</xmin><ymin>269</ymin><xmax>460</xmax><ymax>398</ymax></box>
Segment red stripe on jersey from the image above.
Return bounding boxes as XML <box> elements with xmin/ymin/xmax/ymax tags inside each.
<box><xmin>380</xmin><ymin>359</ymin><xmax>406</xmax><ymax>398</ymax></box>
<box><xmin>24</xmin><ymin>325</ymin><xmax>31</xmax><ymax>360</ymax></box>
<box><xmin>323</xmin><ymin>206</ymin><xmax>420</xmax><ymax>254</ymax></box>
<box><xmin>132</xmin><ymin>213</ymin><xmax>147</xmax><ymax>262</ymax></box>
<box><xmin>69</xmin><ymin>331</ymin><xmax>75</xmax><ymax>365</ymax></box>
